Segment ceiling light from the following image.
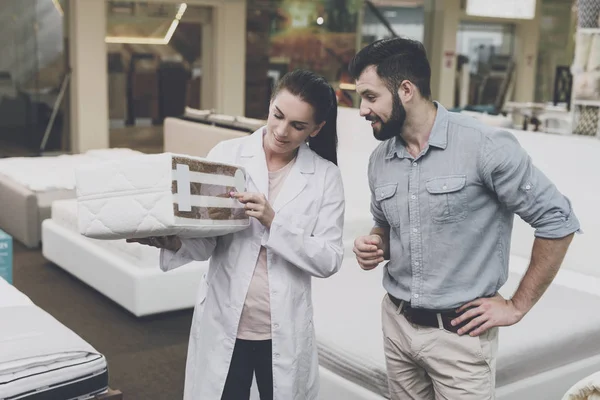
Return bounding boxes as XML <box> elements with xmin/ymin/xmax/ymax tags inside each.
<box><xmin>52</xmin><ymin>0</ymin><xmax>64</xmax><ymax>16</ymax></box>
<box><xmin>105</xmin><ymin>3</ymin><xmax>187</xmax><ymax>45</ymax></box>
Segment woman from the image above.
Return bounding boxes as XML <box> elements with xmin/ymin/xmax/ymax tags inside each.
<box><xmin>131</xmin><ymin>69</ymin><xmax>345</xmax><ymax>399</ymax></box>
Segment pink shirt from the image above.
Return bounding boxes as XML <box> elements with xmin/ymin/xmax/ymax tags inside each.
<box><xmin>236</xmin><ymin>157</ymin><xmax>296</xmax><ymax>340</ymax></box>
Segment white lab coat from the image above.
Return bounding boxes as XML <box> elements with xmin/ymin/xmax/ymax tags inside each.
<box><xmin>160</xmin><ymin>127</ymin><xmax>345</xmax><ymax>400</ymax></box>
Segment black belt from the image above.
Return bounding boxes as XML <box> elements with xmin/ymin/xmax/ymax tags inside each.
<box><xmin>388</xmin><ymin>294</ymin><xmax>473</xmax><ymax>334</ymax></box>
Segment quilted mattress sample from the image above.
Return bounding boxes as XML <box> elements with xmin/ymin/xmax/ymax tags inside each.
<box><xmin>76</xmin><ymin>152</ymin><xmax>250</xmax><ymax>240</ymax></box>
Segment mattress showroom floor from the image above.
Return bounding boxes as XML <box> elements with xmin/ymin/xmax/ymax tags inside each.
<box><xmin>13</xmin><ymin>241</ymin><xmax>192</xmax><ymax>399</ymax></box>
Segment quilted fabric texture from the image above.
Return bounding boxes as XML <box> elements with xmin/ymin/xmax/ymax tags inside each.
<box><xmin>75</xmin><ymin>153</ymin><xmax>250</xmax><ymax>240</ymax></box>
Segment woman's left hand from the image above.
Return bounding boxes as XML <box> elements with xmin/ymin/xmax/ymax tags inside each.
<box><xmin>231</xmin><ymin>192</ymin><xmax>274</xmax><ymax>228</ymax></box>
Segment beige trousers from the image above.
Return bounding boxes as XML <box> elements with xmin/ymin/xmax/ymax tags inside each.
<box><xmin>381</xmin><ymin>294</ymin><xmax>499</xmax><ymax>400</ymax></box>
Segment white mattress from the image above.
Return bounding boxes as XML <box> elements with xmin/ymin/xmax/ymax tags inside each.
<box><xmin>0</xmin><ymin>148</ymin><xmax>141</xmax><ymax>192</ymax></box>
<box><xmin>0</xmin><ymin>278</ymin><xmax>108</xmax><ymax>399</ymax></box>
<box><xmin>75</xmin><ymin>152</ymin><xmax>250</xmax><ymax>240</ymax></box>
<box><xmin>312</xmin><ymin>255</ymin><xmax>600</xmax><ymax>397</ymax></box>
<box><xmin>42</xmin><ymin>219</ymin><xmax>206</xmax><ymax>317</ymax></box>
<box><xmin>506</xmin><ymin>129</ymin><xmax>600</xmax><ymax>279</ymax></box>
<box><xmin>51</xmin><ymin>199</ymin><xmax>160</xmax><ymax>269</ymax></box>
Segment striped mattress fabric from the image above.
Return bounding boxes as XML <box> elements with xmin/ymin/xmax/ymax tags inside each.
<box><xmin>75</xmin><ymin>152</ymin><xmax>250</xmax><ymax>240</ymax></box>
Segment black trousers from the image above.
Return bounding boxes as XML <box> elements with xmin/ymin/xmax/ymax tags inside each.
<box><xmin>221</xmin><ymin>339</ymin><xmax>273</xmax><ymax>400</ymax></box>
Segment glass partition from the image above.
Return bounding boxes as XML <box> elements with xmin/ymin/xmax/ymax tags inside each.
<box><xmin>0</xmin><ymin>0</ymin><xmax>67</xmax><ymax>156</ymax></box>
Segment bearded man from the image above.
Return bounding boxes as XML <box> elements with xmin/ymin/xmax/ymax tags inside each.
<box><xmin>350</xmin><ymin>37</ymin><xmax>581</xmax><ymax>399</ymax></box>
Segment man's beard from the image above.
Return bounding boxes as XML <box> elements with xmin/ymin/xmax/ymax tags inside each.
<box><xmin>369</xmin><ymin>94</ymin><xmax>406</xmax><ymax>141</ymax></box>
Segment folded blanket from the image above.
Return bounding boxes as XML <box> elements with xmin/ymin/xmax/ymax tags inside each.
<box><xmin>562</xmin><ymin>371</ymin><xmax>600</xmax><ymax>400</ymax></box>
<box><xmin>75</xmin><ymin>152</ymin><xmax>249</xmax><ymax>240</ymax></box>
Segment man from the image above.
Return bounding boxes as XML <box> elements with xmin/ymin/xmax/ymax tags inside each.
<box><xmin>350</xmin><ymin>37</ymin><xmax>581</xmax><ymax>399</ymax></box>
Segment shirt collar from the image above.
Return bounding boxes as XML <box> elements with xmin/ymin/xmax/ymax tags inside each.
<box><xmin>386</xmin><ymin>101</ymin><xmax>449</xmax><ymax>159</ymax></box>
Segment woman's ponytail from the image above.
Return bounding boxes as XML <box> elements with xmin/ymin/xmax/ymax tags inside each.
<box><xmin>308</xmin><ymin>86</ymin><xmax>338</xmax><ymax>166</ymax></box>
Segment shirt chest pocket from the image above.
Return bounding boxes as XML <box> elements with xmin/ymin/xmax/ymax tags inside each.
<box><xmin>425</xmin><ymin>175</ymin><xmax>468</xmax><ymax>224</ymax></box>
<box><xmin>375</xmin><ymin>183</ymin><xmax>401</xmax><ymax>227</ymax></box>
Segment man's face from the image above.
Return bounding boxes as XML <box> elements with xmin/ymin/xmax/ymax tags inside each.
<box><xmin>355</xmin><ymin>65</ymin><xmax>406</xmax><ymax>141</ymax></box>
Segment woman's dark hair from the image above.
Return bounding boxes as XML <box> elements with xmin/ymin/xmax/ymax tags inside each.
<box><xmin>271</xmin><ymin>69</ymin><xmax>338</xmax><ymax>166</ymax></box>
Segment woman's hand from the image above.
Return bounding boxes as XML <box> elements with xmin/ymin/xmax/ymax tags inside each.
<box><xmin>126</xmin><ymin>235</ymin><xmax>182</xmax><ymax>252</ymax></box>
<box><xmin>231</xmin><ymin>192</ymin><xmax>275</xmax><ymax>228</ymax></box>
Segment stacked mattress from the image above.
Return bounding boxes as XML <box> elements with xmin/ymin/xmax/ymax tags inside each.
<box><xmin>0</xmin><ymin>278</ymin><xmax>109</xmax><ymax>400</ymax></box>
<box><xmin>75</xmin><ymin>152</ymin><xmax>250</xmax><ymax>240</ymax></box>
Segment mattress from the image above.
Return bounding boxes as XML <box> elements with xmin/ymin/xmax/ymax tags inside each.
<box><xmin>0</xmin><ymin>148</ymin><xmax>141</xmax><ymax>192</ymax></box>
<box><xmin>75</xmin><ymin>152</ymin><xmax>250</xmax><ymax>240</ymax></box>
<box><xmin>507</xmin><ymin>129</ymin><xmax>600</xmax><ymax>279</ymax></box>
<box><xmin>312</xmin><ymin>255</ymin><xmax>600</xmax><ymax>397</ymax></box>
<box><xmin>51</xmin><ymin>199</ymin><xmax>159</xmax><ymax>268</ymax></box>
<box><xmin>0</xmin><ymin>278</ymin><xmax>108</xmax><ymax>400</ymax></box>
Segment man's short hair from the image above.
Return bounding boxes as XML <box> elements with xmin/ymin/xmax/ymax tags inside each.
<box><xmin>348</xmin><ymin>37</ymin><xmax>432</xmax><ymax>99</ymax></box>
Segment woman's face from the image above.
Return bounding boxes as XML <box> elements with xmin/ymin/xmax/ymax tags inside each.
<box><xmin>264</xmin><ymin>90</ymin><xmax>324</xmax><ymax>156</ymax></box>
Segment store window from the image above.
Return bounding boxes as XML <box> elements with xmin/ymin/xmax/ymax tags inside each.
<box><xmin>245</xmin><ymin>0</ymin><xmax>426</xmax><ymax>117</ymax></box>
<box><xmin>360</xmin><ymin>1</ymin><xmax>424</xmax><ymax>46</ymax></box>
<box><xmin>455</xmin><ymin>22</ymin><xmax>516</xmax><ymax>108</ymax></box>
<box><xmin>0</xmin><ymin>0</ymin><xmax>67</xmax><ymax>156</ymax></box>
<box><xmin>105</xmin><ymin>1</ymin><xmax>211</xmax><ymax>153</ymax></box>
<box><xmin>246</xmin><ymin>0</ymin><xmax>362</xmax><ymax>118</ymax></box>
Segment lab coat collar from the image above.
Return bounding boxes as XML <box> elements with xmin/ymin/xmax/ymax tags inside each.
<box><xmin>240</xmin><ymin>127</ymin><xmax>313</xmax><ymax>211</ymax></box>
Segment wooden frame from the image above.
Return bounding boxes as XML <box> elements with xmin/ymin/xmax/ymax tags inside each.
<box><xmin>95</xmin><ymin>388</ymin><xmax>123</xmax><ymax>400</ymax></box>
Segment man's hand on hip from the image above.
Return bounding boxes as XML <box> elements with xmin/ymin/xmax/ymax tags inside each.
<box><xmin>353</xmin><ymin>235</ymin><xmax>384</xmax><ymax>270</ymax></box>
<box><xmin>451</xmin><ymin>293</ymin><xmax>524</xmax><ymax>336</ymax></box>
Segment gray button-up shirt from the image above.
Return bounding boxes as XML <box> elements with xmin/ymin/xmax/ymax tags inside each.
<box><xmin>368</xmin><ymin>103</ymin><xmax>581</xmax><ymax>310</ymax></box>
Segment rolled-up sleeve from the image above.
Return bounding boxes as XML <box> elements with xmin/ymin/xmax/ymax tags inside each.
<box><xmin>479</xmin><ymin>130</ymin><xmax>581</xmax><ymax>239</ymax></box>
<box><xmin>368</xmin><ymin>154</ymin><xmax>389</xmax><ymax>228</ymax></box>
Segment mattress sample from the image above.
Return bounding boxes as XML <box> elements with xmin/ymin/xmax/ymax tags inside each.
<box><xmin>311</xmin><ymin>254</ymin><xmax>600</xmax><ymax>396</ymax></box>
<box><xmin>75</xmin><ymin>152</ymin><xmax>250</xmax><ymax>240</ymax></box>
<box><xmin>51</xmin><ymin>199</ymin><xmax>159</xmax><ymax>268</ymax></box>
<box><xmin>0</xmin><ymin>279</ymin><xmax>109</xmax><ymax>400</ymax></box>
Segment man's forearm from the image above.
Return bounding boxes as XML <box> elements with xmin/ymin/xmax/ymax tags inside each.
<box><xmin>370</xmin><ymin>226</ymin><xmax>391</xmax><ymax>260</ymax></box>
<box><xmin>511</xmin><ymin>234</ymin><xmax>574</xmax><ymax>317</ymax></box>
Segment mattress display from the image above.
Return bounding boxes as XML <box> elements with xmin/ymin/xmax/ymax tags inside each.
<box><xmin>0</xmin><ymin>278</ymin><xmax>109</xmax><ymax>400</ymax></box>
<box><xmin>311</xmin><ymin>255</ymin><xmax>600</xmax><ymax>396</ymax></box>
<box><xmin>0</xmin><ymin>148</ymin><xmax>141</xmax><ymax>192</ymax></box>
<box><xmin>51</xmin><ymin>199</ymin><xmax>159</xmax><ymax>268</ymax></box>
<box><xmin>75</xmin><ymin>152</ymin><xmax>250</xmax><ymax>240</ymax></box>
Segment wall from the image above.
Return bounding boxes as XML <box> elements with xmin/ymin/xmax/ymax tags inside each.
<box><xmin>68</xmin><ymin>0</ymin><xmax>109</xmax><ymax>153</ymax></box>
<box><xmin>423</xmin><ymin>0</ymin><xmax>460</xmax><ymax>107</ymax></box>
